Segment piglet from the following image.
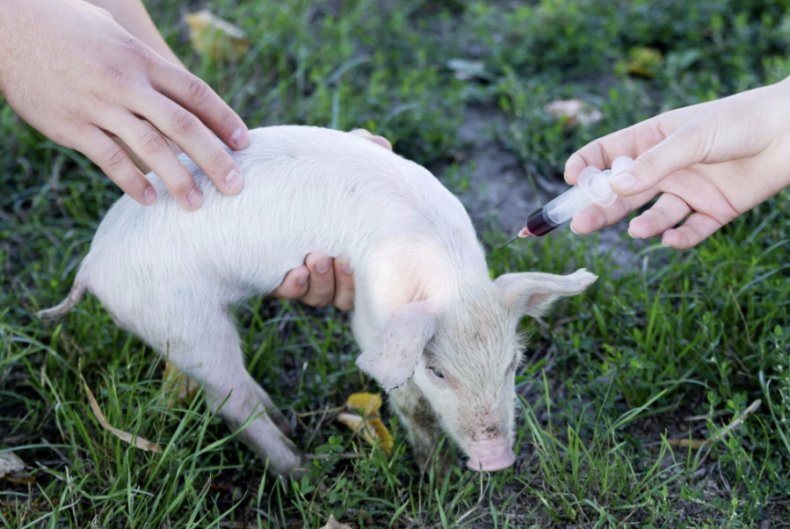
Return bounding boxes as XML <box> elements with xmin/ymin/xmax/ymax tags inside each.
<box><xmin>38</xmin><ymin>126</ymin><xmax>596</xmax><ymax>475</ymax></box>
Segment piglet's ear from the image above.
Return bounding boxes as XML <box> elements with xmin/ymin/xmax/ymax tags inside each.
<box><xmin>356</xmin><ymin>301</ymin><xmax>437</xmax><ymax>392</ymax></box>
<box><xmin>495</xmin><ymin>268</ymin><xmax>597</xmax><ymax>318</ymax></box>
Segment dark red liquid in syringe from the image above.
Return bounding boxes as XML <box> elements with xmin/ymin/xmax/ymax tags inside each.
<box><xmin>519</xmin><ymin>208</ymin><xmax>561</xmax><ymax>238</ymax></box>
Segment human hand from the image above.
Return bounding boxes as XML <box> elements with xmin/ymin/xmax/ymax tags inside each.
<box><xmin>272</xmin><ymin>129</ymin><xmax>393</xmax><ymax>309</ymax></box>
<box><xmin>0</xmin><ymin>0</ymin><xmax>249</xmax><ymax>210</ymax></box>
<box><xmin>564</xmin><ymin>80</ymin><xmax>790</xmax><ymax>248</ymax></box>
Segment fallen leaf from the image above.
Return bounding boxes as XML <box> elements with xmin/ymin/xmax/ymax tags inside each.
<box><xmin>163</xmin><ymin>361</ymin><xmax>199</xmax><ymax>403</ymax></box>
<box><xmin>667</xmin><ymin>438</ymin><xmax>709</xmax><ymax>449</ymax></box>
<box><xmin>626</xmin><ymin>46</ymin><xmax>663</xmax><ymax>78</ymax></box>
<box><xmin>80</xmin><ymin>373</ymin><xmax>162</xmax><ymax>453</ymax></box>
<box><xmin>337</xmin><ymin>392</ymin><xmax>394</xmax><ymax>454</ymax></box>
<box><xmin>668</xmin><ymin>399</ymin><xmax>761</xmax><ymax>450</ymax></box>
<box><xmin>320</xmin><ymin>515</ymin><xmax>353</xmax><ymax>529</ymax></box>
<box><xmin>544</xmin><ymin>99</ymin><xmax>602</xmax><ymax>127</ymax></box>
<box><xmin>346</xmin><ymin>392</ymin><xmax>382</xmax><ymax>415</ymax></box>
<box><xmin>186</xmin><ymin>10</ymin><xmax>250</xmax><ymax>61</ymax></box>
<box><xmin>447</xmin><ymin>58</ymin><xmax>490</xmax><ymax>81</ymax></box>
<box><xmin>0</xmin><ymin>452</ymin><xmax>24</xmax><ymax>479</ymax></box>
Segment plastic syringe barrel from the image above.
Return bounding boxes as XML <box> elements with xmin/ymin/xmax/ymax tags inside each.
<box><xmin>522</xmin><ymin>156</ymin><xmax>634</xmax><ymax>236</ymax></box>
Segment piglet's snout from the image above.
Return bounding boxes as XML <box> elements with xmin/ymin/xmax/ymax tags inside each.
<box><xmin>466</xmin><ymin>439</ymin><xmax>515</xmax><ymax>472</ymax></box>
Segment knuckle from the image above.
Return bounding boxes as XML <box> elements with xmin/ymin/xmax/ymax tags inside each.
<box><xmin>103</xmin><ymin>145</ymin><xmax>128</xmax><ymax>171</ymax></box>
<box><xmin>208</xmin><ymin>148</ymin><xmax>233</xmax><ymax>174</ymax></box>
<box><xmin>140</xmin><ymin>130</ymin><xmax>165</xmax><ymax>154</ymax></box>
<box><xmin>187</xmin><ymin>78</ymin><xmax>209</xmax><ymax>103</ymax></box>
<box><xmin>121</xmin><ymin>38</ymin><xmax>150</xmax><ymax>63</ymax></box>
<box><xmin>170</xmin><ymin>109</ymin><xmax>196</xmax><ymax>135</ymax></box>
<box><xmin>166</xmin><ymin>173</ymin><xmax>194</xmax><ymax>197</ymax></box>
<box><xmin>102</xmin><ymin>65</ymin><xmax>125</xmax><ymax>82</ymax></box>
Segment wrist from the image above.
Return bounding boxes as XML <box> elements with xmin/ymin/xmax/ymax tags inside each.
<box><xmin>81</xmin><ymin>0</ymin><xmax>185</xmax><ymax>69</ymax></box>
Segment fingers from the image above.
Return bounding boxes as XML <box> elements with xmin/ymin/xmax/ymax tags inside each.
<box><xmin>350</xmin><ymin>128</ymin><xmax>393</xmax><ymax>151</ymax></box>
<box><xmin>129</xmin><ymin>92</ymin><xmax>244</xmax><ymax>199</ymax></box>
<box><xmin>662</xmin><ymin>213</ymin><xmax>725</xmax><ymax>249</ymax></box>
<box><xmin>76</xmin><ymin>125</ymin><xmax>156</xmax><ymax>205</ymax></box>
<box><xmin>569</xmin><ymin>188</ymin><xmax>657</xmax><ymax>234</ymax></box>
<box><xmin>332</xmin><ymin>259</ymin><xmax>355</xmax><ymax>311</ymax></box>
<box><xmin>608</xmin><ymin>127</ymin><xmax>703</xmax><ymax>196</ymax></box>
<box><xmin>627</xmin><ymin>193</ymin><xmax>691</xmax><ymax>239</ymax></box>
<box><xmin>564</xmin><ymin>120</ymin><xmax>654</xmax><ymax>184</ymax></box>
<box><xmin>152</xmin><ymin>63</ymin><xmax>249</xmax><ymax>151</ymax></box>
<box><xmin>273</xmin><ymin>265</ymin><xmax>310</xmax><ymax>299</ymax></box>
<box><xmin>94</xmin><ymin>107</ymin><xmax>205</xmax><ymax>209</ymax></box>
<box><xmin>300</xmin><ymin>253</ymin><xmax>337</xmax><ymax>307</ymax></box>
<box><xmin>272</xmin><ymin>254</ymin><xmax>355</xmax><ymax>310</ymax></box>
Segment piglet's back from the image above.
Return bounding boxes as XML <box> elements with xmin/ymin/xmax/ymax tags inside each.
<box><xmin>79</xmin><ymin>126</ymin><xmax>474</xmax><ymax>305</ymax></box>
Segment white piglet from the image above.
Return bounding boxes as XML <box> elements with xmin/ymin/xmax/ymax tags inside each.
<box><xmin>39</xmin><ymin>126</ymin><xmax>596</xmax><ymax>475</ymax></box>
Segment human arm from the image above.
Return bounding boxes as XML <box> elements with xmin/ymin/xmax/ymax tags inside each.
<box><xmin>564</xmin><ymin>79</ymin><xmax>790</xmax><ymax>249</ymax></box>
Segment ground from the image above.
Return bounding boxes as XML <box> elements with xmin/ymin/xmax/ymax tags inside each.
<box><xmin>1</xmin><ymin>1</ymin><xmax>789</xmax><ymax>527</ymax></box>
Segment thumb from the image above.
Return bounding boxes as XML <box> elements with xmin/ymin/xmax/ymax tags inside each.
<box><xmin>609</xmin><ymin>128</ymin><xmax>701</xmax><ymax>196</ymax></box>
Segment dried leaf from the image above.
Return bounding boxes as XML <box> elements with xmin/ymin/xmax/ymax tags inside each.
<box><xmin>447</xmin><ymin>58</ymin><xmax>490</xmax><ymax>81</ymax></box>
<box><xmin>163</xmin><ymin>361</ymin><xmax>198</xmax><ymax>403</ymax></box>
<box><xmin>185</xmin><ymin>10</ymin><xmax>250</xmax><ymax>61</ymax></box>
<box><xmin>80</xmin><ymin>373</ymin><xmax>162</xmax><ymax>453</ymax></box>
<box><xmin>626</xmin><ymin>46</ymin><xmax>663</xmax><ymax>78</ymax></box>
<box><xmin>337</xmin><ymin>392</ymin><xmax>394</xmax><ymax>454</ymax></box>
<box><xmin>0</xmin><ymin>452</ymin><xmax>24</xmax><ymax>479</ymax></box>
<box><xmin>544</xmin><ymin>99</ymin><xmax>602</xmax><ymax>127</ymax></box>
<box><xmin>345</xmin><ymin>392</ymin><xmax>382</xmax><ymax>415</ymax></box>
<box><xmin>667</xmin><ymin>438</ymin><xmax>709</xmax><ymax>449</ymax></box>
<box><xmin>320</xmin><ymin>515</ymin><xmax>353</xmax><ymax>529</ymax></box>
<box><xmin>668</xmin><ymin>399</ymin><xmax>761</xmax><ymax>450</ymax></box>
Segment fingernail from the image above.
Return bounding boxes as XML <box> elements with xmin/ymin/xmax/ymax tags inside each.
<box><xmin>186</xmin><ymin>188</ymin><xmax>203</xmax><ymax>209</ymax></box>
<box><xmin>143</xmin><ymin>186</ymin><xmax>156</xmax><ymax>205</ymax></box>
<box><xmin>569</xmin><ymin>223</ymin><xmax>579</xmax><ymax>235</ymax></box>
<box><xmin>611</xmin><ymin>172</ymin><xmax>636</xmax><ymax>191</ymax></box>
<box><xmin>341</xmin><ymin>261</ymin><xmax>353</xmax><ymax>274</ymax></box>
<box><xmin>225</xmin><ymin>168</ymin><xmax>243</xmax><ymax>192</ymax></box>
<box><xmin>295</xmin><ymin>271</ymin><xmax>308</xmax><ymax>286</ymax></box>
<box><xmin>231</xmin><ymin>128</ymin><xmax>249</xmax><ymax>149</ymax></box>
<box><xmin>315</xmin><ymin>259</ymin><xmax>331</xmax><ymax>274</ymax></box>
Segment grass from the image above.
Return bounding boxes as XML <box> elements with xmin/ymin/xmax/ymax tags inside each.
<box><xmin>2</xmin><ymin>0</ymin><xmax>789</xmax><ymax>527</ymax></box>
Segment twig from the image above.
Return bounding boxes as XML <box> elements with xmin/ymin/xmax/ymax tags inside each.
<box><xmin>668</xmin><ymin>399</ymin><xmax>761</xmax><ymax>449</ymax></box>
<box><xmin>305</xmin><ymin>452</ymin><xmax>361</xmax><ymax>461</ymax></box>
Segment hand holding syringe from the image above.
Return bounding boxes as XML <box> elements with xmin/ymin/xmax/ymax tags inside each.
<box><xmin>519</xmin><ymin>156</ymin><xmax>635</xmax><ymax>238</ymax></box>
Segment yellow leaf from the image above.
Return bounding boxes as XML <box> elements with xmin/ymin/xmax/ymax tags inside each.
<box><xmin>367</xmin><ymin>417</ymin><xmax>394</xmax><ymax>453</ymax></box>
<box><xmin>337</xmin><ymin>392</ymin><xmax>394</xmax><ymax>454</ymax></box>
<box><xmin>163</xmin><ymin>360</ymin><xmax>198</xmax><ymax>403</ymax></box>
<box><xmin>626</xmin><ymin>46</ymin><xmax>663</xmax><ymax>78</ymax></box>
<box><xmin>336</xmin><ymin>413</ymin><xmax>394</xmax><ymax>454</ymax></box>
<box><xmin>345</xmin><ymin>392</ymin><xmax>382</xmax><ymax>415</ymax></box>
<box><xmin>185</xmin><ymin>10</ymin><xmax>250</xmax><ymax>61</ymax></box>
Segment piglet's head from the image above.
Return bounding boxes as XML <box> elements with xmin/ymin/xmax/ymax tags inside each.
<box><xmin>356</xmin><ymin>268</ymin><xmax>597</xmax><ymax>471</ymax></box>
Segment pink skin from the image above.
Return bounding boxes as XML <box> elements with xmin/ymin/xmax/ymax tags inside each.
<box><xmin>466</xmin><ymin>439</ymin><xmax>516</xmax><ymax>472</ymax></box>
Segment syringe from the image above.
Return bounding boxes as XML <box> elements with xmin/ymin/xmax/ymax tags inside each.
<box><xmin>518</xmin><ymin>155</ymin><xmax>634</xmax><ymax>238</ymax></box>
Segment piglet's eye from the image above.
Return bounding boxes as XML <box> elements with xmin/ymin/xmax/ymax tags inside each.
<box><xmin>427</xmin><ymin>366</ymin><xmax>445</xmax><ymax>379</ymax></box>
